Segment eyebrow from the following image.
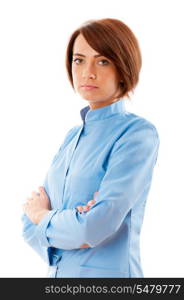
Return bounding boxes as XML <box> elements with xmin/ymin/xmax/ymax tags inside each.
<box><xmin>73</xmin><ymin>53</ymin><xmax>103</xmax><ymax>58</ymax></box>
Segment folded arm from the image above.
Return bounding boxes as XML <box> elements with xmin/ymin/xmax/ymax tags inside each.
<box><xmin>21</xmin><ymin>126</ymin><xmax>80</xmax><ymax>262</ymax></box>
<box><xmin>33</xmin><ymin>124</ymin><xmax>160</xmax><ymax>250</ymax></box>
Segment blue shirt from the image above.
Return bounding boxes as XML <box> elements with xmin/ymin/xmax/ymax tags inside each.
<box><xmin>22</xmin><ymin>98</ymin><xmax>160</xmax><ymax>277</ymax></box>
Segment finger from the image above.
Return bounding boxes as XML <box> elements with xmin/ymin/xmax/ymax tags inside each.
<box><xmin>38</xmin><ymin>187</ymin><xmax>47</xmax><ymax>199</ymax></box>
<box><xmin>87</xmin><ymin>199</ymin><xmax>95</xmax><ymax>206</ymax></box>
<box><xmin>38</xmin><ymin>186</ymin><xmax>44</xmax><ymax>193</ymax></box>
<box><xmin>80</xmin><ymin>243</ymin><xmax>90</xmax><ymax>248</ymax></box>
<box><xmin>76</xmin><ymin>206</ymin><xmax>83</xmax><ymax>213</ymax></box>
<box><xmin>83</xmin><ymin>206</ymin><xmax>90</xmax><ymax>211</ymax></box>
<box><xmin>31</xmin><ymin>191</ymin><xmax>39</xmax><ymax>197</ymax></box>
<box><xmin>27</xmin><ymin>197</ymin><xmax>32</xmax><ymax>202</ymax></box>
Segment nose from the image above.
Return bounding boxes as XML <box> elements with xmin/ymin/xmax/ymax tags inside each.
<box><xmin>82</xmin><ymin>62</ymin><xmax>97</xmax><ymax>80</ymax></box>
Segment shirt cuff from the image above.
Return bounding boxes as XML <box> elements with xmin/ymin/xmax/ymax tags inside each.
<box><xmin>35</xmin><ymin>209</ymin><xmax>58</xmax><ymax>247</ymax></box>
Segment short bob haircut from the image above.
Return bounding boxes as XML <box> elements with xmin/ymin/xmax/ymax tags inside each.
<box><xmin>66</xmin><ymin>18</ymin><xmax>142</xmax><ymax>100</ymax></box>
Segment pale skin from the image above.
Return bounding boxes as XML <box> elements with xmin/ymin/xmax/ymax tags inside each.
<box><xmin>23</xmin><ymin>34</ymin><xmax>123</xmax><ymax>249</ymax></box>
<box><xmin>71</xmin><ymin>33</ymin><xmax>123</xmax><ymax>110</ymax></box>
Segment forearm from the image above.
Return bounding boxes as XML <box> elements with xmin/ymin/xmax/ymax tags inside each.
<box><xmin>21</xmin><ymin>213</ymin><xmax>51</xmax><ymax>264</ymax></box>
<box><xmin>35</xmin><ymin>209</ymin><xmax>50</xmax><ymax>224</ymax></box>
<box><xmin>34</xmin><ymin>128</ymin><xmax>159</xmax><ymax>250</ymax></box>
<box><xmin>34</xmin><ymin>201</ymin><xmax>121</xmax><ymax>250</ymax></box>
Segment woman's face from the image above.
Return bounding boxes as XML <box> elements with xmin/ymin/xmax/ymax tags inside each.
<box><xmin>71</xmin><ymin>34</ymin><xmax>122</xmax><ymax>109</ymax></box>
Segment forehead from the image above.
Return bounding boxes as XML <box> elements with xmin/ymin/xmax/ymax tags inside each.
<box><xmin>73</xmin><ymin>34</ymin><xmax>100</xmax><ymax>56</ymax></box>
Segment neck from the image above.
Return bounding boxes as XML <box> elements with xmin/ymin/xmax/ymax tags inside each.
<box><xmin>89</xmin><ymin>98</ymin><xmax>120</xmax><ymax>110</ymax></box>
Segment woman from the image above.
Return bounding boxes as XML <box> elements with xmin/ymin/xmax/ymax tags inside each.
<box><xmin>22</xmin><ymin>18</ymin><xmax>160</xmax><ymax>278</ymax></box>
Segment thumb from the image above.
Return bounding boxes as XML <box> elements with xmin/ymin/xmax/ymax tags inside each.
<box><xmin>39</xmin><ymin>186</ymin><xmax>46</xmax><ymax>194</ymax></box>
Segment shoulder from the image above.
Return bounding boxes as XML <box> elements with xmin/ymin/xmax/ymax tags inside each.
<box><xmin>120</xmin><ymin>111</ymin><xmax>160</xmax><ymax>142</ymax></box>
<box><xmin>65</xmin><ymin>125</ymin><xmax>81</xmax><ymax>139</ymax></box>
<box><xmin>113</xmin><ymin>111</ymin><xmax>160</xmax><ymax>154</ymax></box>
<box><xmin>59</xmin><ymin>125</ymin><xmax>81</xmax><ymax>149</ymax></box>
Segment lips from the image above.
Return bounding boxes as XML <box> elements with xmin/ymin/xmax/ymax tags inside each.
<box><xmin>81</xmin><ymin>85</ymin><xmax>98</xmax><ymax>88</ymax></box>
<box><xmin>81</xmin><ymin>85</ymin><xmax>98</xmax><ymax>91</ymax></box>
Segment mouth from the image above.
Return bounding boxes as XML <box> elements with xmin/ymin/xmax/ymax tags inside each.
<box><xmin>81</xmin><ymin>85</ymin><xmax>98</xmax><ymax>90</ymax></box>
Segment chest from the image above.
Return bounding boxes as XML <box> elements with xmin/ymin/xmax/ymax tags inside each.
<box><xmin>47</xmin><ymin>122</ymin><xmax>124</xmax><ymax>209</ymax></box>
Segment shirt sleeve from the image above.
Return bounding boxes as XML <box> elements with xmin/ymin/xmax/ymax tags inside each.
<box><xmin>34</xmin><ymin>122</ymin><xmax>160</xmax><ymax>249</ymax></box>
<box><xmin>21</xmin><ymin>126</ymin><xmax>79</xmax><ymax>262</ymax></box>
<box><xmin>21</xmin><ymin>213</ymin><xmax>52</xmax><ymax>264</ymax></box>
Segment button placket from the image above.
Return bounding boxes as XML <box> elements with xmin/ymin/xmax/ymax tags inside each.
<box><xmin>60</xmin><ymin>126</ymin><xmax>84</xmax><ymax>207</ymax></box>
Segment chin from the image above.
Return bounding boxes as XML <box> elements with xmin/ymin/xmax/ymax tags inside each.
<box><xmin>79</xmin><ymin>94</ymin><xmax>103</xmax><ymax>102</ymax></box>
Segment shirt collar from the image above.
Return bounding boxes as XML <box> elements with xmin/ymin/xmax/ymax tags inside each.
<box><xmin>80</xmin><ymin>98</ymin><xmax>126</xmax><ymax>123</ymax></box>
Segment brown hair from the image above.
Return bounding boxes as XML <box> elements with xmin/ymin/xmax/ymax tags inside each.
<box><xmin>65</xmin><ymin>18</ymin><xmax>142</xmax><ymax>100</ymax></box>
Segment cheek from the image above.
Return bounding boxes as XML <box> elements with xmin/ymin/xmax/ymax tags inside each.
<box><xmin>72</xmin><ymin>66</ymin><xmax>80</xmax><ymax>77</ymax></box>
<box><xmin>101</xmin><ymin>67</ymin><xmax>118</xmax><ymax>81</ymax></box>
<box><xmin>101</xmin><ymin>72</ymin><xmax>118</xmax><ymax>88</ymax></box>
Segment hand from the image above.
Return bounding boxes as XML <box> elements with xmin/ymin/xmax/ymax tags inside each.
<box><xmin>77</xmin><ymin>191</ymin><xmax>99</xmax><ymax>249</ymax></box>
<box><xmin>76</xmin><ymin>191</ymin><xmax>99</xmax><ymax>214</ymax></box>
<box><xmin>22</xmin><ymin>186</ymin><xmax>51</xmax><ymax>225</ymax></box>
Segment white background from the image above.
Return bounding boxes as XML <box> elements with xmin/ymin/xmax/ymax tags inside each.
<box><xmin>0</xmin><ymin>0</ymin><xmax>184</xmax><ymax>277</ymax></box>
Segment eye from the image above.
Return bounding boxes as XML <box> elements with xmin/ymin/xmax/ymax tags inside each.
<box><xmin>98</xmin><ymin>59</ymin><xmax>109</xmax><ymax>65</ymax></box>
<box><xmin>73</xmin><ymin>58</ymin><xmax>83</xmax><ymax>64</ymax></box>
<box><xmin>72</xmin><ymin>58</ymin><xmax>110</xmax><ymax>65</ymax></box>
